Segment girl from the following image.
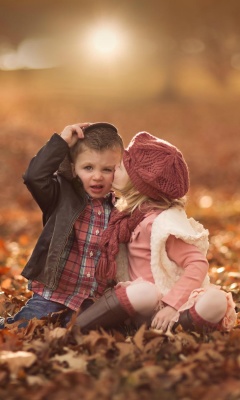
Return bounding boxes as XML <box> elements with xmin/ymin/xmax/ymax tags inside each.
<box><xmin>74</xmin><ymin>131</ymin><xmax>237</xmax><ymax>333</ymax></box>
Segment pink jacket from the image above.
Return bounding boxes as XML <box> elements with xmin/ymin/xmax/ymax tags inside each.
<box><xmin>116</xmin><ymin>207</ymin><xmax>210</xmax><ymax>310</ymax></box>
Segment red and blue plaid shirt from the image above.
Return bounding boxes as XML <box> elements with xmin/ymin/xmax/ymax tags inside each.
<box><xmin>29</xmin><ymin>195</ymin><xmax>113</xmax><ymax>310</ymax></box>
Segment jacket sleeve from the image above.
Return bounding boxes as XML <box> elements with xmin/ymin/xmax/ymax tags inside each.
<box><xmin>23</xmin><ymin>133</ymin><xmax>70</xmax><ymax>216</ymax></box>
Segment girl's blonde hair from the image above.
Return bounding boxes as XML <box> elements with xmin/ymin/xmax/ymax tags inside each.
<box><xmin>115</xmin><ymin>179</ymin><xmax>186</xmax><ymax>214</ymax></box>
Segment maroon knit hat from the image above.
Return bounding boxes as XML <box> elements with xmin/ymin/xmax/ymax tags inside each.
<box><xmin>123</xmin><ymin>132</ymin><xmax>189</xmax><ymax>200</ymax></box>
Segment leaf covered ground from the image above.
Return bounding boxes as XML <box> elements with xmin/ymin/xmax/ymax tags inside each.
<box><xmin>0</xmin><ymin>99</ymin><xmax>240</xmax><ymax>399</ymax></box>
<box><xmin>0</xmin><ymin>192</ymin><xmax>240</xmax><ymax>400</ymax></box>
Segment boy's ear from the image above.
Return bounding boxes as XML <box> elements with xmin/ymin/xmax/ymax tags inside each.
<box><xmin>71</xmin><ymin>163</ymin><xmax>77</xmax><ymax>178</ymax></box>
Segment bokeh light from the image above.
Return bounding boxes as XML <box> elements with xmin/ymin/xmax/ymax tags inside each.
<box><xmin>89</xmin><ymin>27</ymin><xmax>122</xmax><ymax>55</ymax></box>
<box><xmin>83</xmin><ymin>23</ymin><xmax>126</xmax><ymax>61</ymax></box>
<box><xmin>0</xmin><ymin>38</ymin><xmax>61</xmax><ymax>70</ymax></box>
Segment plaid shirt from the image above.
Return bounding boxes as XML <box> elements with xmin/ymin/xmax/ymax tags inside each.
<box><xmin>29</xmin><ymin>195</ymin><xmax>113</xmax><ymax>310</ymax></box>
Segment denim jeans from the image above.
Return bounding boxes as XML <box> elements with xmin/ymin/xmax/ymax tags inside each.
<box><xmin>0</xmin><ymin>293</ymin><xmax>75</xmax><ymax>329</ymax></box>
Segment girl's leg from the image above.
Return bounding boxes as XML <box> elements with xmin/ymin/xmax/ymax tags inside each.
<box><xmin>194</xmin><ymin>288</ymin><xmax>227</xmax><ymax>323</ymax></box>
<box><xmin>178</xmin><ymin>288</ymin><xmax>229</xmax><ymax>332</ymax></box>
<box><xmin>74</xmin><ymin>282</ymin><xmax>159</xmax><ymax>332</ymax></box>
<box><xmin>118</xmin><ymin>284</ymin><xmax>230</xmax><ymax>332</ymax></box>
<box><xmin>125</xmin><ymin>281</ymin><xmax>159</xmax><ymax>316</ymax></box>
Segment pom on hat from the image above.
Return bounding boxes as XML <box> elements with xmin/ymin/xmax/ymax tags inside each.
<box><xmin>123</xmin><ymin>132</ymin><xmax>189</xmax><ymax>200</ymax></box>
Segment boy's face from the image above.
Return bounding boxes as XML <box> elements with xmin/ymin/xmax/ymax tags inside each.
<box><xmin>73</xmin><ymin>147</ymin><xmax>122</xmax><ymax>198</ymax></box>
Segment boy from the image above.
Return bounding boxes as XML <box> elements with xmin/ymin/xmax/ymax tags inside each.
<box><xmin>1</xmin><ymin>122</ymin><xmax>123</xmax><ymax>328</ymax></box>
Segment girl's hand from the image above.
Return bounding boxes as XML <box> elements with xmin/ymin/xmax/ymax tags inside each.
<box><xmin>60</xmin><ymin>122</ymin><xmax>90</xmax><ymax>147</ymax></box>
<box><xmin>151</xmin><ymin>305</ymin><xmax>178</xmax><ymax>331</ymax></box>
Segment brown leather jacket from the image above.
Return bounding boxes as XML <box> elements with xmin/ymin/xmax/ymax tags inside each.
<box><xmin>21</xmin><ymin>133</ymin><xmax>90</xmax><ymax>290</ymax></box>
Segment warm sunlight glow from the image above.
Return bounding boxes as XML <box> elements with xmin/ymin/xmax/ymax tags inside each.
<box><xmin>90</xmin><ymin>27</ymin><xmax>122</xmax><ymax>55</ymax></box>
<box><xmin>86</xmin><ymin>25</ymin><xmax>125</xmax><ymax>59</ymax></box>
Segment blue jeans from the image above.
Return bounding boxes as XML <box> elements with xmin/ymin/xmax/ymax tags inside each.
<box><xmin>0</xmin><ymin>293</ymin><xmax>75</xmax><ymax>329</ymax></box>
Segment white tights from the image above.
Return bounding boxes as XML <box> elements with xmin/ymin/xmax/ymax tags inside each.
<box><xmin>194</xmin><ymin>288</ymin><xmax>227</xmax><ymax>323</ymax></box>
<box><xmin>126</xmin><ymin>281</ymin><xmax>159</xmax><ymax>317</ymax></box>
<box><xmin>126</xmin><ymin>281</ymin><xmax>228</xmax><ymax>324</ymax></box>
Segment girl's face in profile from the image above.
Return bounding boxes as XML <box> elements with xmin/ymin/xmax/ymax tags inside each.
<box><xmin>113</xmin><ymin>161</ymin><xmax>129</xmax><ymax>191</ymax></box>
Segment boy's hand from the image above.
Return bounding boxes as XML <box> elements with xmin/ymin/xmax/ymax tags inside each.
<box><xmin>60</xmin><ymin>123</ymin><xmax>90</xmax><ymax>147</ymax></box>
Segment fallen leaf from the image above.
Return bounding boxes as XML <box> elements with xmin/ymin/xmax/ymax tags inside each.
<box><xmin>51</xmin><ymin>348</ymin><xmax>87</xmax><ymax>372</ymax></box>
<box><xmin>0</xmin><ymin>350</ymin><xmax>37</xmax><ymax>374</ymax></box>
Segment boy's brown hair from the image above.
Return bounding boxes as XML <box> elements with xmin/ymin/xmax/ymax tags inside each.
<box><xmin>70</xmin><ymin>122</ymin><xmax>123</xmax><ymax>163</ymax></box>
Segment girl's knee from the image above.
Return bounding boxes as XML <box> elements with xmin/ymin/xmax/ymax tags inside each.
<box><xmin>195</xmin><ymin>288</ymin><xmax>227</xmax><ymax>323</ymax></box>
<box><xmin>127</xmin><ymin>281</ymin><xmax>158</xmax><ymax>300</ymax></box>
<box><xmin>199</xmin><ymin>288</ymin><xmax>227</xmax><ymax>308</ymax></box>
<box><xmin>126</xmin><ymin>281</ymin><xmax>159</xmax><ymax>316</ymax></box>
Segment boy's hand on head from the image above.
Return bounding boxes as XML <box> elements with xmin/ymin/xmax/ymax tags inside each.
<box><xmin>60</xmin><ymin>123</ymin><xmax>90</xmax><ymax>147</ymax></box>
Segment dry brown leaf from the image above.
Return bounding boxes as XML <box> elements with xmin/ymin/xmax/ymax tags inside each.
<box><xmin>205</xmin><ymin>348</ymin><xmax>225</xmax><ymax>363</ymax></box>
<box><xmin>144</xmin><ymin>336</ymin><xmax>166</xmax><ymax>354</ymax></box>
<box><xmin>14</xmin><ymin>317</ymin><xmax>46</xmax><ymax>341</ymax></box>
<box><xmin>23</xmin><ymin>338</ymin><xmax>50</xmax><ymax>355</ymax></box>
<box><xmin>47</xmin><ymin>326</ymin><xmax>68</xmax><ymax>340</ymax></box>
<box><xmin>175</xmin><ymin>331</ymin><xmax>199</xmax><ymax>350</ymax></box>
<box><xmin>82</xmin><ymin>329</ymin><xmax>116</xmax><ymax>354</ymax></box>
<box><xmin>132</xmin><ymin>324</ymin><xmax>146</xmax><ymax>351</ymax></box>
<box><xmin>126</xmin><ymin>365</ymin><xmax>165</xmax><ymax>387</ymax></box>
<box><xmin>0</xmin><ymin>350</ymin><xmax>37</xmax><ymax>374</ymax></box>
<box><xmin>1</xmin><ymin>278</ymin><xmax>12</xmax><ymax>290</ymax></box>
<box><xmin>169</xmin><ymin>360</ymin><xmax>198</xmax><ymax>380</ymax></box>
<box><xmin>115</xmin><ymin>341</ymin><xmax>134</xmax><ymax>359</ymax></box>
<box><xmin>0</xmin><ymin>328</ymin><xmax>23</xmax><ymax>352</ymax></box>
<box><xmin>51</xmin><ymin>348</ymin><xmax>87</xmax><ymax>372</ymax></box>
<box><xmin>200</xmin><ymin>378</ymin><xmax>240</xmax><ymax>400</ymax></box>
<box><xmin>26</xmin><ymin>374</ymin><xmax>49</xmax><ymax>386</ymax></box>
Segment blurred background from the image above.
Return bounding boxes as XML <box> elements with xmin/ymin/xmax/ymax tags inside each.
<box><xmin>1</xmin><ymin>0</ymin><xmax>240</xmax><ymax>237</ymax></box>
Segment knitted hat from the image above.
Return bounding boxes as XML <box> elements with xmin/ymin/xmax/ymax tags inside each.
<box><xmin>123</xmin><ymin>132</ymin><xmax>189</xmax><ymax>200</ymax></box>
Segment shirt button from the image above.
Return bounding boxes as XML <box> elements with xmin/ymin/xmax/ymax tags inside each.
<box><xmin>90</xmin><ymin>251</ymin><xmax>93</xmax><ymax>257</ymax></box>
<box><xmin>98</xmin><ymin>211</ymin><xmax>102</xmax><ymax>215</ymax></box>
<box><xmin>96</xmin><ymin>229</ymin><xmax>100</xmax><ymax>235</ymax></box>
<box><xmin>86</xmin><ymin>273</ymin><xmax>91</xmax><ymax>278</ymax></box>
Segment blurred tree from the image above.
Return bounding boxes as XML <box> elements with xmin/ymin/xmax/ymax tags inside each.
<box><xmin>125</xmin><ymin>0</ymin><xmax>240</xmax><ymax>98</ymax></box>
<box><xmin>1</xmin><ymin>0</ymin><xmax>240</xmax><ymax>99</ymax></box>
